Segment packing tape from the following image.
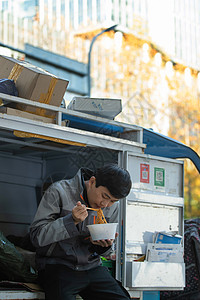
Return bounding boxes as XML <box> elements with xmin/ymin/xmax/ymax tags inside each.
<box><xmin>7</xmin><ymin>64</ymin><xmax>60</xmax><ymax>118</ymax></box>
<box><xmin>8</xmin><ymin>64</ymin><xmax>24</xmax><ymax>82</ymax></box>
<box><xmin>13</xmin><ymin>130</ymin><xmax>86</xmax><ymax>147</ymax></box>
<box><xmin>36</xmin><ymin>77</ymin><xmax>58</xmax><ymax>116</ymax></box>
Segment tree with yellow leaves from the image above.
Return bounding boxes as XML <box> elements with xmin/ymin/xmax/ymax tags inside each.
<box><xmin>167</xmin><ymin>69</ymin><xmax>200</xmax><ymax>218</ymax></box>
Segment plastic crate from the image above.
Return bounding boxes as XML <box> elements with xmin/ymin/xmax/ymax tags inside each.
<box><xmin>143</xmin><ymin>291</ymin><xmax>160</xmax><ymax>300</ymax></box>
<box><xmin>101</xmin><ymin>260</ymin><xmax>115</xmax><ymax>277</ymax></box>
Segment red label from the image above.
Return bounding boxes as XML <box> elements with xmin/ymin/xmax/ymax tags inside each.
<box><xmin>140</xmin><ymin>163</ymin><xmax>150</xmax><ymax>183</ymax></box>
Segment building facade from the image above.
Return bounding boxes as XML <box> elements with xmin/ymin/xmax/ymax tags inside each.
<box><xmin>0</xmin><ymin>0</ymin><xmax>199</xmax><ymax>136</ymax></box>
<box><xmin>1</xmin><ymin>0</ymin><xmax>200</xmax><ymax>69</ymax></box>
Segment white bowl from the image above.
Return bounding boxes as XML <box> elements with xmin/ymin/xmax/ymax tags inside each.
<box><xmin>87</xmin><ymin>223</ymin><xmax>118</xmax><ymax>241</ymax></box>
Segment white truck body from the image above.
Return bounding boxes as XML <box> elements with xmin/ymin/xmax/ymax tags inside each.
<box><xmin>0</xmin><ymin>93</ymin><xmax>185</xmax><ymax>299</ymax></box>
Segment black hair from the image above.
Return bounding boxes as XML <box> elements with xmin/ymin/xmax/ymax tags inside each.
<box><xmin>94</xmin><ymin>163</ymin><xmax>132</xmax><ymax>199</ymax></box>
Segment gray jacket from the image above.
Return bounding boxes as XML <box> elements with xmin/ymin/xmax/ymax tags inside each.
<box><xmin>30</xmin><ymin>168</ymin><xmax>119</xmax><ymax>271</ymax></box>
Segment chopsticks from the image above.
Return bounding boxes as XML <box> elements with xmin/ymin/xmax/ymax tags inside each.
<box><xmin>86</xmin><ymin>207</ymin><xmax>99</xmax><ymax>211</ymax></box>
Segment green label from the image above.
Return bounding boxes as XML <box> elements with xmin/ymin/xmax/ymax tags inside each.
<box><xmin>154</xmin><ymin>167</ymin><xmax>165</xmax><ymax>187</ymax></box>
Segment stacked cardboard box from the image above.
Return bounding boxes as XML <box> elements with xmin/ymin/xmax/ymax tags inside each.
<box><xmin>0</xmin><ymin>107</ymin><xmax>55</xmax><ymax>124</ymax></box>
<box><xmin>0</xmin><ymin>55</ymin><xmax>69</xmax><ymax>119</ymax></box>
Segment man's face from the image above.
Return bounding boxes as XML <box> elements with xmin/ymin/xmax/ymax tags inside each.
<box><xmin>87</xmin><ymin>176</ymin><xmax>119</xmax><ymax>209</ymax></box>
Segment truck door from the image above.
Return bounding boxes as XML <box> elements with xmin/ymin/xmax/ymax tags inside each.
<box><xmin>116</xmin><ymin>151</ymin><xmax>185</xmax><ymax>297</ymax></box>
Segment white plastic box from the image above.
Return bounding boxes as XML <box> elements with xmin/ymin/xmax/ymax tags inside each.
<box><xmin>67</xmin><ymin>97</ymin><xmax>122</xmax><ymax>119</ymax></box>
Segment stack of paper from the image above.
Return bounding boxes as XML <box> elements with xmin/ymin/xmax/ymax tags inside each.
<box><xmin>146</xmin><ymin>243</ymin><xmax>184</xmax><ymax>263</ymax></box>
<box><xmin>146</xmin><ymin>232</ymin><xmax>184</xmax><ymax>263</ymax></box>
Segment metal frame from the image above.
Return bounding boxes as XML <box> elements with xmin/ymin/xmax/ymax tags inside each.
<box><xmin>117</xmin><ymin>151</ymin><xmax>185</xmax><ymax>295</ymax></box>
<box><xmin>0</xmin><ymin>93</ymin><xmax>144</xmax><ymax>153</ymax></box>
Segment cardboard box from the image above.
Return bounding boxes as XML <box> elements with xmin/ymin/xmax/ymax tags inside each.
<box><xmin>0</xmin><ymin>107</ymin><xmax>55</xmax><ymax>124</ymax></box>
<box><xmin>0</xmin><ymin>55</ymin><xmax>69</xmax><ymax>118</ymax></box>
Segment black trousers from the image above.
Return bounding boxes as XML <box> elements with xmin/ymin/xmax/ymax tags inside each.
<box><xmin>38</xmin><ymin>264</ymin><xmax>130</xmax><ymax>300</ymax></box>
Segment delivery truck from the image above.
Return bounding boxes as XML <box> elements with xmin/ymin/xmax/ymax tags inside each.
<box><xmin>0</xmin><ymin>91</ymin><xmax>199</xmax><ymax>300</ymax></box>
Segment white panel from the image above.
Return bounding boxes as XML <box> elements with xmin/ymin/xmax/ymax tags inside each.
<box><xmin>127</xmin><ymin>191</ymin><xmax>184</xmax><ymax>207</ymax></box>
<box><xmin>127</xmin><ymin>153</ymin><xmax>183</xmax><ymax>197</ymax></box>
<box><xmin>126</xmin><ymin>202</ymin><xmax>180</xmax><ymax>254</ymax></box>
<box><xmin>126</xmin><ymin>261</ymin><xmax>185</xmax><ymax>289</ymax></box>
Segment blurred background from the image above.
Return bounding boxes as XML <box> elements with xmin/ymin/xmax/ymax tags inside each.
<box><xmin>0</xmin><ymin>0</ymin><xmax>199</xmax><ymax>218</ymax></box>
